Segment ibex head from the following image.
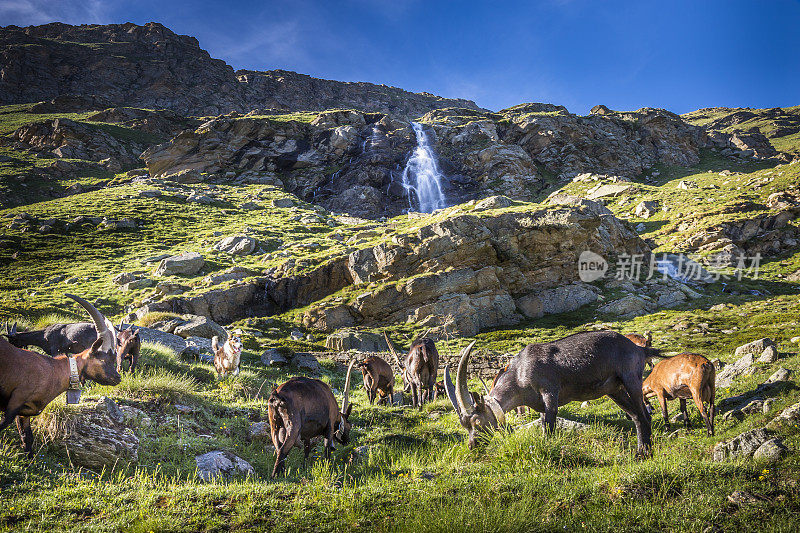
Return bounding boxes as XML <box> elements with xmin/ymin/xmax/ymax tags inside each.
<box><xmin>65</xmin><ymin>294</ymin><xmax>121</xmax><ymax>386</ymax></box>
<box><xmin>444</xmin><ymin>341</ymin><xmax>505</xmax><ymax>449</ymax></box>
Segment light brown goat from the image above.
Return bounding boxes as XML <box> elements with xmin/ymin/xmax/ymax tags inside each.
<box><xmin>642</xmin><ymin>352</ymin><xmax>715</xmax><ymax>436</ymax></box>
<box><xmin>0</xmin><ymin>294</ymin><xmax>121</xmax><ymax>457</ymax></box>
<box><xmin>357</xmin><ymin>355</ymin><xmax>394</xmax><ymax>405</ymax></box>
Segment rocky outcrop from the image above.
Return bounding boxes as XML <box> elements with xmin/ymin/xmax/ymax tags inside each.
<box><xmin>237</xmin><ymin>69</ymin><xmax>483</xmax><ymax>118</ymax></box>
<box><xmin>1</xmin><ymin>117</ymin><xmax>145</xmax><ymax>171</ymax></box>
<box><xmin>47</xmin><ymin>397</ymin><xmax>139</xmax><ymax>471</ymax></box>
<box><xmin>297</xmin><ymin>203</ymin><xmax>648</xmax><ymax>336</ymax></box>
<box><xmin>683</xmin><ymin>106</ymin><xmax>800</xmax><ymax>156</ymax></box>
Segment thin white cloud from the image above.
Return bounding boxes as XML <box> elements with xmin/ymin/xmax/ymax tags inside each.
<box><xmin>0</xmin><ymin>0</ymin><xmax>113</xmax><ymax>26</ymax></box>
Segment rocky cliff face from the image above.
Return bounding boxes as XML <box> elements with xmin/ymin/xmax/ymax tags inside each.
<box><xmin>140</xmin><ymin>105</ymin><xmax>726</xmax><ymax>218</ymax></box>
<box><xmin>237</xmin><ymin>69</ymin><xmax>483</xmax><ymax>117</ymax></box>
<box><xmin>0</xmin><ymin>22</ymin><xmax>481</xmax><ymax>118</ymax></box>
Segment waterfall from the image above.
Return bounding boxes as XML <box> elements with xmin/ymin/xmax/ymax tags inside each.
<box><xmin>401</xmin><ymin>122</ymin><xmax>447</xmax><ymax>213</ymax></box>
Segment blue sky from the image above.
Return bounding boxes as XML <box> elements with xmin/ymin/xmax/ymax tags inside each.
<box><xmin>2</xmin><ymin>0</ymin><xmax>799</xmax><ymax>114</ymax></box>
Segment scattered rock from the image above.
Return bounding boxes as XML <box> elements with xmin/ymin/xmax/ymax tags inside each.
<box><xmin>272</xmin><ymin>198</ymin><xmax>295</xmax><ymax>208</ymax></box>
<box><xmin>525</xmin><ymin>416</ymin><xmax>589</xmax><ymax>432</ymax></box>
<box><xmin>712</xmin><ymin>428</ymin><xmax>772</xmax><ymax>461</ymax></box>
<box><xmin>213</xmin><ymin>235</ymin><xmax>258</xmax><ymax>256</ymax></box>
<box><xmin>735</xmin><ymin>338</ymin><xmax>776</xmax><ymax>357</ymax></box>
<box><xmin>765</xmin><ymin>367</ymin><xmax>791</xmax><ymax>384</ymax></box>
<box><xmin>173</xmin><ymin>315</ymin><xmax>227</xmax><ymax>340</ymax></box>
<box><xmin>154</xmin><ymin>252</ymin><xmax>205</xmax><ymax>276</ymax></box>
<box><xmin>122</xmin><ymin>278</ymin><xmax>156</xmax><ymax>291</ymax></box>
<box><xmin>634</xmin><ymin>200</ymin><xmax>659</xmax><ymax>218</ymax></box>
<box><xmin>727</xmin><ymin>491</ymin><xmax>764</xmax><ymax>505</ymax></box>
<box><xmin>54</xmin><ymin>397</ymin><xmax>139</xmax><ymax>471</ymax></box>
<box><xmin>249</xmin><ymin>422</ymin><xmax>272</xmax><ymax>441</ymax></box>
<box><xmin>766</xmin><ymin>401</ymin><xmax>800</xmax><ymax>430</ymax></box>
<box><xmin>261</xmin><ymin>348</ymin><xmax>291</xmax><ymax>367</ymax></box>
<box><xmin>753</xmin><ymin>438</ymin><xmax>788</xmax><ymax>462</ymax></box>
<box><xmin>716</xmin><ymin>352</ymin><xmax>755</xmax><ymax>388</ymax></box>
<box><xmin>293</xmin><ymin>353</ymin><xmax>322</xmax><ymax>372</ymax></box>
<box><xmin>757</xmin><ymin>345</ymin><xmax>780</xmax><ymax>363</ymax></box>
<box><xmin>195</xmin><ymin>451</ymin><xmax>254</xmax><ymax>481</ymax></box>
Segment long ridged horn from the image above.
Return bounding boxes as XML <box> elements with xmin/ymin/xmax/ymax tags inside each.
<box><xmin>65</xmin><ymin>294</ymin><xmax>115</xmax><ymax>353</ymax></box>
<box><xmin>342</xmin><ymin>359</ymin><xmax>356</xmax><ymax>414</ymax></box>
<box><xmin>444</xmin><ymin>364</ymin><xmax>462</xmax><ymax>418</ymax></box>
<box><xmin>455</xmin><ymin>340</ymin><xmax>477</xmax><ymax>415</ymax></box>
<box><xmin>384</xmin><ymin>331</ymin><xmax>404</xmax><ymax>369</ymax></box>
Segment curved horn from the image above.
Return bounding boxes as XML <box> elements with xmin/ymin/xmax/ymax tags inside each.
<box><xmin>65</xmin><ymin>293</ymin><xmax>115</xmax><ymax>353</ymax></box>
<box><xmin>384</xmin><ymin>331</ymin><xmax>404</xmax><ymax>369</ymax></box>
<box><xmin>443</xmin><ymin>364</ymin><xmax>462</xmax><ymax>418</ymax></box>
<box><xmin>455</xmin><ymin>340</ymin><xmax>477</xmax><ymax>415</ymax></box>
<box><xmin>342</xmin><ymin>359</ymin><xmax>356</xmax><ymax>414</ymax></box>
<box><xmin>10</xmin><ymin>322</ymin><xmax>17</xmax><ymax>336</ymax></box>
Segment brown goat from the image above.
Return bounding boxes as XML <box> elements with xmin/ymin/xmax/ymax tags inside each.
<box><xmin>0</xmin><ymin>294</ymin><xmax>121</xmax><ymax>457</ymax></box>
<box><xmin>268</xmin><ymin>360</ymin><xmax>356</xmax><ymax>477</ymax></box>
<box><xmin>116</xmin><ymin>325</ymin><xmax>141</xmax><ymax>373</ymax></box>
<box><xmin>624</xmin><ymin>331</ymin><xmax>658</xmax><ymax>369</ymax></box>
<box><xmin>642</xmin><ymin>352</ymin><xmax>715</xmax><ymax>436</ymax></box>
<box><xmin>357</xmin><ymin>355</ymin><xmax>394</xmax><ymax>405</ymax></box>
<box><xmin>385</xmin><ymin>332</ymin><xmax>439</xmax><ymax>408</ymax></box>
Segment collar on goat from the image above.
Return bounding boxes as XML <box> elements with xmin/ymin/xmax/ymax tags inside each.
<box><xmin>484</xmin><ymin>395</ymin><xmax>506</xmax><ymax>426</ymax></box>
<box><xmin>66</xmin><ymin>356</ymin><xmax>81</xmax><ymax>404</ymax></box>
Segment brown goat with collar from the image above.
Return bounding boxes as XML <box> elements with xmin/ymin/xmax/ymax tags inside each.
<box><xmin>0</xmin><ymin>294</ymin><xmax>121</xmax><ymax>457</ymax></box>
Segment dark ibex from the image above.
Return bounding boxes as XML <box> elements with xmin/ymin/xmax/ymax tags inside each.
<box><xmin>643</xmin><ymin>352</ymin><xmax>715</xmax><ymax>436</ymax></box>
<box><xmin>357</xmin><ymin>355</ymin><xmax>394</xmax><ymax>405</ymax></box>
<box><xmin>0</xmin><ymin>294</ymin><xmax>121</xmax><ymax>457</ymax></box>
<box><xmin>5</xmin><ymin>321</ymin><xmax>97</xmax><ymax>356</ymax></box>
<box><xmin>384</xmin><ymin>331</ymin><xmax>439</xmax><ymax>408</ymax></box>
<box><xmin>444</xmin><ymin>331</ymin><xmax>654</xmax><ymax>456</ymax></box>
<box><xmin>268</xmin><ymin>360</ymin><xmax>356</xmax><ymax>477</ymax></box>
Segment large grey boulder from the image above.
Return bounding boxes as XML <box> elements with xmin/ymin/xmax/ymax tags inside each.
<box><xmin>716</xmin><ymin>352</ymin><xmax>756</xmax><ymax>388</ymax></box>
<box><xmin>195</xmin><ymin>451</ymin><xmax>254</xmax><ymax>481</ymax></box>
<box><xmin>753</xmin><ymin>438</ymin><xmax>788</xmax><ymax>462</ymax></box>
<box><xmin>515</xmin><ymin>284</ymin><xmax>598</xmax><ymax>319</ymax></box>
<box><xmin>213</xmin><ymin>235</ymin><xmax>258</xmax><ymax>256</ymax></box>
<box><xmin>325</xmin><ymin>330</ymin><xmax>389</xmax><ymax>352</ymax></box>
<box><xmin>54</xmin><ymin>397</ymin><xmax>139</xmax><ymax>471</ymax></box>
<box><xmin>735</xmin><ymin>338</ymin><xmax>776</xmax><ymax>357</ymax></box>
<box><xmin>261</xmin><ymin>348</ymin><xmax>291</xmax><ymax>367</ymax></box>
<box><xmin>635</xmin><ymin>200</ymin><xmax>659</xmax><ymax>218</ymax></box>
<box><xmin>767</xmin><ymin>401</ymin><xmax>800</xmax><ymax>430</ymax></box>
<box><xmin>173</xmin><ymin>315</ymin><xmax>227</xmax><ymax>340</ymax></box>
<box><xmin>712</xmin><ymin>428</ymin><xmax>772</xmax><ymax>461</ymax></box>
<box><xmin>154</xmin><ymin>252</ymin><xmax>204</xmax><ymax>276</ymax></box>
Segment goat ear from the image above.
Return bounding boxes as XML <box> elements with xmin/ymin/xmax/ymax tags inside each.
<box><xmin>90</xmin><ymin>336</ymin><xmax>104</xmax><ymax>353</ymax></box>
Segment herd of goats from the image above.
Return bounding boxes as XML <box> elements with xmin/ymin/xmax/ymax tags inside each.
<box><xmin>0</xmin><ymin>294</ymin><xmax>717</xmax><ymax>478</ymax></box>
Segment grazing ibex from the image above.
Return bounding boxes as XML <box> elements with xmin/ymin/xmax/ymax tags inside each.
<box><xmin>384</xmin><ymin>332</ymin><xmax>439</xmax><ymax>408</ymax></box>
<box><xmin>643</xmin><ymin>352</ymin><xmax>715</xmax><ymax>436</ymax></box>
<box><xmin>5</xmin><ymin>321</ymin><xmax>97</xmax><ymax>356</ymax></box>
<box><xmin>444</xmin><ymin>331</ymin><xmax>654</xmax><ymax>456</ymax></box>
<box><xmin>116</xmin><ymin>324</ymin><xmax>141</xmax><ymax>373</ymax></box>
<box><xmin>212</xmin><ymin>331</ymin><xmax>243</xmax><ymax>378</ymax></box>
<box><xmin>268</xmin><ymin>360</ymin><xmax>356</xmax><ymax>477</ymax></box>
<box><xmin>357</xmin><ymin>355</ymin><xmax>394</xmax><ymax>405</ymax></box>
<box><xmin>0</xmin><ymin>294</ymin><xmax>121</xmax><ymax>457</ymax></box>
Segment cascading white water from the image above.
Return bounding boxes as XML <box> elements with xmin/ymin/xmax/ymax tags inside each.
<box><xmin>401</xmin><ymin>122</ymin><xmax>447</xmax><ymax>213</ymax></box>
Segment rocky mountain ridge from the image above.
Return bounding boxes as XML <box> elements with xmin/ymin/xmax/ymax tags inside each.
<box><xmin>0</xmin><ymin>22</ymin><xmax>482</xmax><ymax>118</ymax></box>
